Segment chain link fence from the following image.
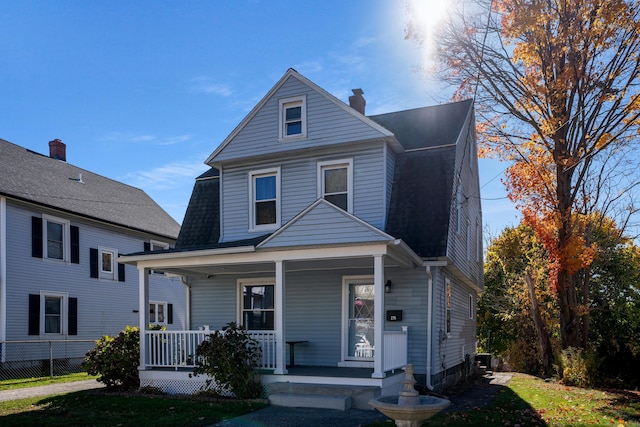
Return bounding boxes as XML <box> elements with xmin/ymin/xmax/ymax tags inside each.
<box><xmin>0</xmin><ymin>340</ymin><xmax>97</xmax><ymax>381</ymax></box>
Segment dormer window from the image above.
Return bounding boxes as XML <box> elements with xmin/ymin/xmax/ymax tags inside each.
<box><xmin>279</xmin><ymin>95</ymin><xmax>306</xmax><ymax>140</ymax></box>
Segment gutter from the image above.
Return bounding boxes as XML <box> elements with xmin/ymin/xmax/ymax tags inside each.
<box><xmin>425</xmin><ymin>265</ymin><xmax>434</xmax><ymax>390</ymax></box>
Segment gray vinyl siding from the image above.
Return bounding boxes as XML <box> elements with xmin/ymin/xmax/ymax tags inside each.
<box><xmin>384</xmin><ymin>147</ymin><xmax>396</xmax><ymax>229</ymax></box>
<box><xmin>221</xmin><ymin>144</ymin><xmax>387</xmax><ymax>242</ymax></box>
<box><xmin>260</xmin><ymin>202</ymin><xmax>389</xmax><ymax>249</ymax></box>
<box><xmin>187</xmin><ymin>265</ymin><xmax>433</xmax><ymax>372</ymax></box>
<box><xmin>3</xmin><ymin>201</ymin><xmax>185</xmax><ymax>354</ymax></box>
<box><xmin>213</xmin><ymin>76</ymin><xmax>387</xmax><ymax>163</ymax></box>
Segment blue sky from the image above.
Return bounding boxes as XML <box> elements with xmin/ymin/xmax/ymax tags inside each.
<box><xmin>0</xmin><ymin>0</ymin><xmax>519</xmax><ymax>237</ymax></box>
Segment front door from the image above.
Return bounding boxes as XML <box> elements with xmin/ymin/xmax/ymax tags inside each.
<box><xmin>344</xmin><ymin>277</ymin><xmax>375</xmax><ymax>360</ymax></box>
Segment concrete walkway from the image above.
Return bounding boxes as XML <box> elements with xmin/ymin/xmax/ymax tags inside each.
<box><xmin>0</xmin><ymin>379</ymin><xmax>104</xmax><ymax>401</ymax></box>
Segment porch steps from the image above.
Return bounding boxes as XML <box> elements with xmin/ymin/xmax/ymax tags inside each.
<box><xmin>267</xmin><ymin>382</ymin><xmax>380</xmax><ymax>410</ymax></box>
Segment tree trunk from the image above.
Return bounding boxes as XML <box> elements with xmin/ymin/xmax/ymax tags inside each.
<box><xmin>524</xmin><ymin>272</ymin><xmax>554</xmax><ymax>374</ymax></box>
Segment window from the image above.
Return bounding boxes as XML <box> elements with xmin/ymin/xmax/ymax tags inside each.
<box><xmin>469</xmin><ymin>294</ymin><xmax>474</xmax><ymax>319</ymax></box>
<box><xmin>279</xmin><ymin>96</ymin><xmax>306</xmax><ymax>139</ymax></box>
<box><xmin>28</xmin><ymin>291</ymin><xmax>76</xmax><ymax>336</ymax></box>
<box><xmin>43</xmin><ymin>215</ymin><xmax>70</xmax><ymax>261</ymax></box>
<box><xmin>318</xmin><ymin>159</ymin><xmax>353</xmax><ymax>212</ymax></box>
<box><xmin>149</xmin><ymin>240</ymin><xmax>169</xmax><ymax>275</ymax></box>
<box><xmin>446</xmin><ymin>281</ymin><xmax>452</xmax><ymax>334</ymax></box>
<box><xmin>456</xmin><ymin>183</ymin><xmax>463</xmax><ymax>234</ymax></box>
<box><xmin>240</xmin><ymin>281</ymin><xmax>275</xmax><ymax>330</ymax></box>
<box><xmin>149</xmin><ymin>301</ymin><xmax>167</xmax><ymax>325</ymax></box>
<box><xmin>249</xmin><ymin>168</ymin><xmax>280</xmax><ymax>230</ymax></box>
<box><xmin>99</xmin><ymin>246</ymin><xmax>117</xmax><ymax>280</ymax></box>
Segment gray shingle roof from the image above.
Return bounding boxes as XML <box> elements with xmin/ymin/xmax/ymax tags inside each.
<box><xmin>371</xmin><ymin>99</ymin><xmax>473</xmax><ymax>258</ymax></box>
<box><xmin>0</xmin><ymin>138</ymin><xmax>180</xmax><ymax>239</ymax></box>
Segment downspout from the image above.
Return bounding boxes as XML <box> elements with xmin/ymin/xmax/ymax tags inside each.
<box><xmin>425</xmin><ymin>265</ymin><xmax>434</xmax><ymax>390</ymax></box>
<box><xmin>180</xmin><ymin>276</ymin><xmax>191</xmax><ymax>331</ymax></box>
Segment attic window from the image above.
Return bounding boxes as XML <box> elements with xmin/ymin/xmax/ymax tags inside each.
<box><xmin>279</xmin><ymin>95</ymin><xmax>306</xmax><ymax>140</ymax></box>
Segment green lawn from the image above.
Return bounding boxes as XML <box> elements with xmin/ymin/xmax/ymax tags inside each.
<box><xmin>0</xmin><ymin>392</ymin><xmax>268</xmax><ymax>426</ymax></box>
<box><xmin>372</xmin><ymin>374</ymin><xmax>640</xmax><ymax>427</ymax></box>
<box><xmin>0</xmin><ymin>372</ymin><xmax>97</xmax><ymax>391</ymax></box>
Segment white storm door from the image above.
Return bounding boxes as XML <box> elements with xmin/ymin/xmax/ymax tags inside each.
<box><xmin>344</xmin><ymin>277</ymin><xmax>375</xmax><ymax>360</ymax></box>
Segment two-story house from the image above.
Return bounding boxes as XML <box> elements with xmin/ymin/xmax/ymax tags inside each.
<box><xmin>0</xmin><ymin>138</ymin><xmax>185</xmax><ymax>376</ymax></box>
<box><xmin>120</xmin><ymin>69</ymin><xmax>483</xmax><ymax>408</ymax></box>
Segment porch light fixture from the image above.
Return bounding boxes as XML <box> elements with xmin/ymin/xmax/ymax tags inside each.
<box><xmin>385</xmin><ymin>280</ymin><xmax>392</xmax><ymax>293</ymax></box>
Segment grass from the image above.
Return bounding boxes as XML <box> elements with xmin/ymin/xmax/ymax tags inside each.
<box><xmin>0</xmin><ymin>391</ymin><xmax>268</xmax><ymax>426</ymax></box>
<box><xmin>371</xmin><ymin>373</ymin><xmax>640</xmax><ymax>427</ymax></box>
<box><xmin>0</xmin><ymin>372</ymin><xmax>97</xmax><ymax>391</ymax></box>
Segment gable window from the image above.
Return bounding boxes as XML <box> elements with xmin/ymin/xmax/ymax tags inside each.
<box><xmin>28</xmin><ymin>291</ymin><xmax>77</xmax><ymax>336</ymax></box>
<box><xmin>318</xmin><ymin>159</ymin><xmax>353</xmax><ymax>212</ymax></box>
<box><xmin>279</xmin><ymin>95</ymin><xmax>306</xmax><ymax>139</ymax></box>
<box><xmin>239</xmin><ymin>280</ymin><xmax>275</xmax><ymax>330</ymax></box>
<box><xmin>249</xmin><ymin>168</ymin><xmax>280</xmax><ymax>230</ymax></box>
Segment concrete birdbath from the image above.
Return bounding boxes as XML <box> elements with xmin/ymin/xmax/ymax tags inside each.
<box><xmin>369</xmin><ymin>364</ymin><xmax>450</xmax><ymax>427</ymax></box>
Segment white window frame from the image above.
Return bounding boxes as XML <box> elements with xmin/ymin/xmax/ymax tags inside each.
<box><xmin>149</xmin><ymin>301</ymin><xmax>168</xmax><ymax>325</ymax></box>
<box><xmin>248</xmin><ymin>167</ymin><xmax>281</xmax><ymax>232</ymax></box>
<box><xmin>317</xmin><ymin>159</ymin><xmax>353</xmax><ymax>213</ymax></box>
<box><xmin>98</xmin><ymin>246</ymin><xmax>117</xmax><ymax>280</ymax></box>
<box><xmin>40</xmin><ymin>290</ymin><xmax>68</xmax><ymax>335</ymax></box>
<box><xmin>469</xmin><ymin>294</ymin><xmax>474</xmax><ymax>319</ymax></box>
<box><xmin>42</xmin><ymin>214</ymin><xmax>70</xmax><ymax>262</ymax></box>
<box><xmin>278</xmin><ymin>95</ymin><xmax>307</xmax><ymax>140</ymax></box>
<box><xmin>237</xmin><ymin>278</ymin><xmax>276</xmax><ymax>331</ymax></box>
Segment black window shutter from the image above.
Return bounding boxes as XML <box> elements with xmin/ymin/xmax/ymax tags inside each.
<box><xmin>28</xmin><ymin>294</ymin><xmax>40</xmax><ymax>335</ymax></box>
<box><xmin>89</xmin><ymin>248</ymin><xmax>98</xmax><ymax>278</ymax></box>
<box><xmin>167</xmin><ymin>304</ymin><xmax>173</xmax><ymax>325</ymax></box>
<box><xmin>118</xmin><ymin>263</ymin><xmax>125</xmax><ymax>282</ymax></box>
<box><xmin>31</xmin><ymin>217</ymin><xmax>43</xmax><ymax>258</ymax></box>
<box><xmin>68</xmin><ymin>297</ymin><xmax>78</xmax><ymax>335</ymax></box>
<box><xmin>144</xmin><ymin>242</ymin><xmax>151</xmax><ymax>251</ymax></box>
<box><xmin>70</xmin><ymin>226</ymin><xmax>80</xmax><ymax>264</ymax></box>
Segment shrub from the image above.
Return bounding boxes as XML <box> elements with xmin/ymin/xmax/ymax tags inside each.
<box><xmin>192</xmin><ymin>322</ymin><xmax>263</xmax><ymax>399</ymax></box>
<box><xmin>556</xmin><ymin>347</ymin><xmax>601</xmax><ymax>388</ymax></box>
<box><xmin>83</xmin><ymin>325</ymin><xmax>140</xmax><ymax>391</ymax></box>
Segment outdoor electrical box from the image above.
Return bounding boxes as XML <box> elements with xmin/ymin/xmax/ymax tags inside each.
<box><xmin>386</xmin><ymin>310</ymin><xmax>403</xmax><ymax>321</ymax></box>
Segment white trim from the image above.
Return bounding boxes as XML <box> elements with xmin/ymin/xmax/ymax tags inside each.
<box><xmin>237</xmin><ymin>277</ymin><xmax>276</xmax><ymax>331</ymax></box>
<box><xmin>42</xmin><ymin>214</ymin><xmax>71</xmax><ymax>262</ymax></box>
<box><xmin>149</xmin><ymin>300</ymin><xmax>168</xmax><ymax>325</ymax></box>
<box><xmin>278</xmin><ymin>95</ymin><xmax>307</xmax><ymax>141</ymax></box>
<box><xmin>340</xmin><ymin>275</ymin><xmax>375</xmax><ymax>365</ymax></box>
<box><xmin>248</xmin><ymin>167</ymin><xmax>281</xmax><ymax>232</ymax></box>
<box><xmin>98</xmin><ymin>246</ymin><xmax>118</xmax><ymax>281</ymax></box>
<box><xmin>316</xmin><ymin>158</ymin><xmax>353</xmax><ymax>213</ymax></box>
<box><xmin>257</xmin><ymin>198</ymin><xmax>394</xmax><ymax>249</ymax></box>
<box><xmin>39</xmin><ymin>290</ymin><xmax>68</xmax><ymax>336</ymax></box>
<box><xmin>0</xmin><ymin>197</ymin><xmax>6</xmax><ymax>353</ymax></box>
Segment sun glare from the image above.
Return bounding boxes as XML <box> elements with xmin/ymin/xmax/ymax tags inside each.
<box><xmin>405</xmin><ymin>0</ymin><xmax>451</xmax><ymax>57</ymax></box>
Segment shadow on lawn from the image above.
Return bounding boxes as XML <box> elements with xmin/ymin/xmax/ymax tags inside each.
<box><xmin>424</xmin><ymin>375</ymin><xmax>548</xmax><ymax>426</ymax></box>
<box><xmin>599</xmin><ymin>389</ymin><xmax>640</xmax><ymax>425</ymax></box>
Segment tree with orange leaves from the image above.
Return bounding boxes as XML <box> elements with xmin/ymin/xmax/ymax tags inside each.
<box><xmin>409</xmin><ymin>0</ymin><xmax>640</xmax><ymax>348</ymax></box>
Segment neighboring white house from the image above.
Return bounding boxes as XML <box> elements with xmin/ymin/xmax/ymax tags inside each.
<box><xmin>0</xmin><ymin>138</ymin><xmax>186</xmax><ymax>374</ymax></box>
<box><xmin>120</xmin><ymin>69</ymin><xmax>483</xmax><ymax>408</ymax></box>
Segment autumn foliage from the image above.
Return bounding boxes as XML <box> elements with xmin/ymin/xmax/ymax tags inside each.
<box><xmin>416</xmin><ymin>0</ymin><xmax>640</xmax><ymax>349</ymax></box>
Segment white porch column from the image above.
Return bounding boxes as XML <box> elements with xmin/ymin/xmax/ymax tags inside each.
<box><xmin>138</xmin><ymin>267</ymin><xmax>149</xmax><ymax>370</ymax></box>
<box><xmin>274</xmin><ymin>260</ymin><xmax>287</xmax><ymax>374</ymax></box>
<box><xmin>372</xmin><ymin>254</ymin><xmax>385</xmax><ymax>378</ymax></box>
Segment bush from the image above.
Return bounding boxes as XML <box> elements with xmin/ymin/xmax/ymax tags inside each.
<box><xmin>556</xmin><ymin>347</ymin><xmax>601</xmax><ymax>388</ymax></box>
<box><xmin>192</xmin><ymin>322</ymin><xmax>263</xmax><ymax>399</ymax></box>
<box><xmin>83</xmin><ymin>325</ymin><xmax>140</xmax><ymax>391</ymax></box>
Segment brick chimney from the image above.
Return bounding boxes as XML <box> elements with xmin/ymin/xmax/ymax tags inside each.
<box><xmin>48</xmin><ymin>139</ymin><xmax>66</xmax><ymax>161</ymax></box>
<box><xmin>349</xmin><ymin>88</ymin><xmax>366</xmax><ymax>115</ymax></box>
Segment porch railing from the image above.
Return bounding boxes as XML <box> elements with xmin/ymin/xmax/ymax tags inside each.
<box><xmin>144</xmin><ymin>329</ymin><xmax>276</xmax><ymax>370</ymax></box>
<box><xmin>383</xmin><ymin>326</ymin><xmax>408</xmax><ymax>372</ymax></box>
